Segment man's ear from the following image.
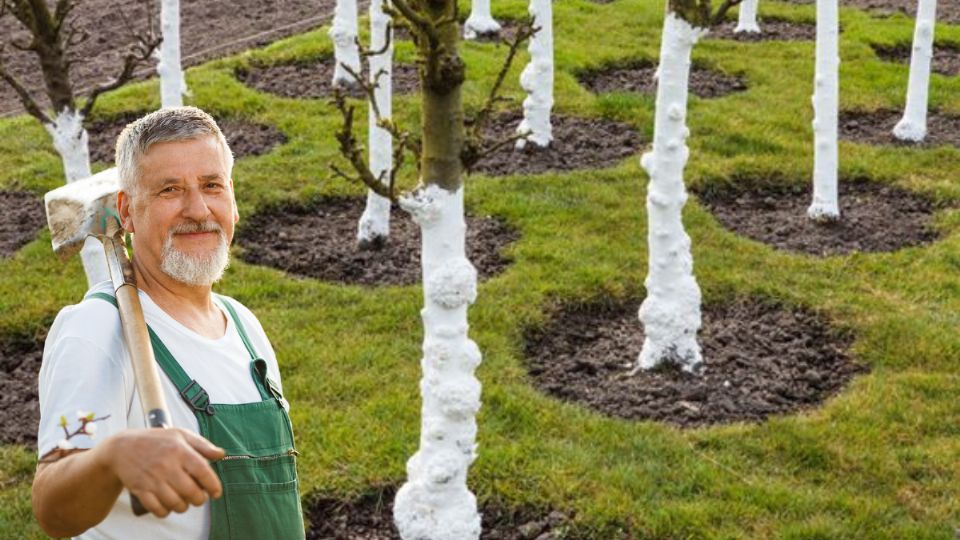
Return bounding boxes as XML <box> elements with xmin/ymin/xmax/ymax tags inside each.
<box><xmin>117</xmin><ymin>190</ymin><xmax>135</xmax><ymax>233</ymax></box>
<box><xmin>230</xmin><ymin>178</ymin><xmax>239</xmax><ymax>224</ymax></box>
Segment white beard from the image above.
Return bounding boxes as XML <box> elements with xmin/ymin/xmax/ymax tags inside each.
<box><xmin>160</xmin><ymin>221</ymin><xmax>230</xmax><ymax>286</ymax></box>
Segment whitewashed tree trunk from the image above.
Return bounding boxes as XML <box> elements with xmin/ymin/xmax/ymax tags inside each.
<box><xmin>735</xmin><ymin>0</ymin><xmax>761</xmax><ymax>33</ymax></box>
<box><xmin>893</xmin><ymin>0</ymin><xmax>937</xmax><ymax>142</ymax></box>
<box><xmin>808</xmin><ymin>0</ymin><xmax>840</xmax><ymax>221</ymax></box>
<box><xmin>158</xmin><ymin>0</ymin><xmax>187</xmax><ymax>108</ymax></box>
<box><xmin>515</xmin><ymin>0</ymin><xmax>553</xmax><ymax>148</ymax></box>
<box><xmin>329</xmin><ymin>0</ymin><xmax>361</xmax><ymax>87</ymax></box>
<box><xmin>357</xmin><ymin>0</ymin><xmax>394</xmax><ymax>247</ymax></box>
<box><xmin>463</xmin><ymin>0</ymin><xmax>501</xmax><ymax>40</ymax></box>
<box><xmin>634</xmin><ymin>13</ymin><xmax>705</xmax><ymax>375</ymax></box>
<box><xmin>44</xmin><ymin>109</ymin><xmax>110</xmax><ymax>287</ymax></box>
<box><xmin>394</xmin><ymin>185</ymin><xmax>482</xmax><ymax>540</ymax></box>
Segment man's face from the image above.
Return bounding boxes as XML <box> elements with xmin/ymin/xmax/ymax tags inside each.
<box><xmin>119</xmin><ymin>135</ymin><xmax>239</xmax><ymax>286</ymax></box>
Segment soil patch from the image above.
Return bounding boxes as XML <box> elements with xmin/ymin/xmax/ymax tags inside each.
<box><xmin>839</xmin><ymin>109</ymin><xmax>960</xmax><ymax>149</ymax></box>
<box><xmin>873</xmin><ymin>43</ymin><xmax>960</xmax><ymax>77</ymax></box>
<box><xmin>524</xmin><ymin>296</ymin><xmax>866</xmax><ymax>427</ymax></box>
<box><xmin>708</xmin><ymin>19</ymin><xmax>817</xmax><ymax>42</ymax></box>
<box><xmin>0</xmin><ymin>191</ymin><xmax>45</xmax><ymax>258</ymax></box>
<box><xmin>306</xmin><ymin>487</ymin><xmax>577</xmax><ymax>540</ymax></box>
<box><xmin>0</xmin><ymin>0</ymin><xmax>342</xmax><ymax>117</ymax></box>
<box><xmin>235</xmin><ymin>58</ymin><xmax>419</xmax><ymax>100</ymax></box>
<box><xmin>235</xmin><ymin>198</ymin><xmax>518</xmax><ymax>286</ymax></box>
<box><xmin>86</xmin><ymin>113</ymin><xmax>287</xmax><ymax>164</ymax></box>
<box><xmin>0</xmin><ymin>336</ymin><xmax>44</xmax><ymax>448</ymax></box>
<box><xmin>696</xmin><ymin>180</ymin><xmax>939</xmax><ymax>256</ymax></box>
<box><xmin>577</xmin><ymin>61</ymin><xmax>747</xmax><ymax>99</ymax></box>
<box><xmin>783</xmin><ymin>0</ymin><xmax>960</xmax><ymax>24</ymax></box>
<box><xmin>468</xmin><ymin>112</ymin><xmax>643</xmax><ymax>176</ymax></box>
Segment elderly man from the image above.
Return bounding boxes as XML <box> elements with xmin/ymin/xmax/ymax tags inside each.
<box><xmin>33</xmin><ymin>107</ymin><xmax>304</xmax><ymax>539</ymax></box>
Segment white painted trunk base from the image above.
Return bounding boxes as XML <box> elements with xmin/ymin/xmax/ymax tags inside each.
<box><xmin>329</xmin><ymin>0</ymin><xmax>361</xmax><ymax>87</ymax></box>
<box><xmin>45</xmin><ymin>109</ymin><xmax>110</xmax><ymax>287</ymax></box>
<box><xmin>158</xmin><ymin>0</ymin><xmax>187</xmax><ymax>108</ymax></box>
<box><xmin>735</xmin><ymin>0</ymin><xmax>761</xmax><ymax>33</ymax></box>
<box><xmin>464</xmin><ymin>0</ymin><xmax>501</xmax><ymax>40</ymax></box>
<box><xmin>808</xmin><ymin>0</ymin><xmax>840</xmax><ymax>220</ymax></box>
<box><xmin>394</xmin><ymin>185</ymin><xmax>482</xmax><ymax>540</ymax></box>
<box><xmin>357</xmin><ymin>0</ymin><xmax>394</xmax><ymax>246</ymax></box>
<box><xmin>516</xmin><ymin>0</ymin><xmax>553</xmax><ymax>148</ymax></box>
<box><xmin>636</xmin><ymin>13</ymin><xmax>705</xmax><ymax>374</ymax></box>
<box><xmin>893</xmin><ymin>0</ymin><xmax>937</xmax><ymax>142</ymax></box>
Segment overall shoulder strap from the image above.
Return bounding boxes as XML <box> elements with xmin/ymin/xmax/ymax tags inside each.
<box><xmin>84</xmin><ymin>292</ymin><xmax>216</xmax><ymax>416</ymax></box>
<box><xmin>214</xmin><ymin>295</ymin><xmax>277</xmax><ymax>402</ymax></box>
<box><xmin>214</xmin><ymin>295</ymin><xmax>259</xmax><ymax>360</ymax></box>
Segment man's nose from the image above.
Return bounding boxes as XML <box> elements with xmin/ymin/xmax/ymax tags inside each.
<box><xmin>182</xmin><ymin>186</ymin><xmax>212</xmax><ymax>220</ymax></box>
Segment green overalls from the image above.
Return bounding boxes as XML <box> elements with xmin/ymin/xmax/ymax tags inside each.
<box><xmin>87</xmin><ymin>292</ymin><xmax>306</xmax><ymax>540</ymax></box>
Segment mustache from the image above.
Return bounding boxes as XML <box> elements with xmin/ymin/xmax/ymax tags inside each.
<box><xmin>170</xmin><ymin>221</ymin><xmax>224</xmax><ymax>235</ymax></box>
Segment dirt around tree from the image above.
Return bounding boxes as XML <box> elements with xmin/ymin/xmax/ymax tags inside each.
<box><xmin>577</xmin><ymin>61</ymin><xmax>747</xmax><ymax>99</ymax></box>
<box><xmin>873</xmin><ymin>42</ymin><xmax>960</xmax><ymax>77</ymax></box>
<box><xmin>235</xmin><ymin>198</ymin><xmax>517</xmax><ymax>286</ymax></box>
<box><xmin>0</xmin><ymin>335</ymin><xmax>44</xmax><ymax>448</ymax></box>
<box><xmin>695</xmin><ymin>179</ymin><xmax>939</xmax><ymax>256</ymax></box>
<box><xmin>523</xmin><ymin>296</ymin><xmax>867</xmax><ymax>428</ymax></box>
<box><xmin>839</xmin><ymin>109</ymin><xmax>960</xmax><ymax>149</ymax></box>
<box><xmin>306</xmin><ymin>487</ymin><xmax>579</xmax><ymax>540</ymax></box>
<box><xmin>707</xmin><ymin>19</ymin><xmax>817</xmax><ymax>42</ymax></box>
<box><xmin>783</xmin><ymin>0</ymin><xmax>960</xmax><ymax>24</ymax></box>
<box><xmin>0</xmin><ymin>191</ymin><xmax>45</xmax><ymax>258</ymax></box>
<box><xmin>0</xmin><ymin>0</ymin><xmax>339</xmax><ymax>117</ymax></box>
<box><xmin>86</xmin><ymin>113</ymin><xmax>288</xmax><ymax>164</ymax></box>
<box><xmin>235</xmin><ymin>58</ymin><xmax>420</xmax><ymax>100</ymax></box>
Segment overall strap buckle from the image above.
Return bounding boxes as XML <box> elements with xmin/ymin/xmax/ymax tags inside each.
<box><xmin>180</xmin><ymin>379</ymin><xmax>216</xmax><ymax>416</ymax></box>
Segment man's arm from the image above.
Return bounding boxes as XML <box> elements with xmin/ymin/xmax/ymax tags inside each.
<box><xmin>32</xmin><ymin>427</ymin><xmax>225</xmax><ymax>538</ymax></box>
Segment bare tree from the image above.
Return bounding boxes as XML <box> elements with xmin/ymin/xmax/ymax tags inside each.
<box><xmin>331</xmin><ymin>7</ymin><xmax>535</xmax><ymax>537</ymax></box>
<box><xmin>0</xmin><ymin>0</ymin><xmax>160</xmax><ymax>285</ymax></box>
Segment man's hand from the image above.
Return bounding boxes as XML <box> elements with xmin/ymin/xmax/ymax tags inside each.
<box><xmin>33</xmin><ymin>428</ymin><xmax>226</xmax><ymax>536</ymax></box>
<box><xmin>99</xmin><ymin>428</ymin><xmax>225</xmax><ymax>518</ymax></box>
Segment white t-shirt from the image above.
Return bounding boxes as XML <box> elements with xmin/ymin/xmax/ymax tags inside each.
<box><xmin>37</xmin><ymin>281</ymin><xmax>286</xmax><ymax>540</ymax></box>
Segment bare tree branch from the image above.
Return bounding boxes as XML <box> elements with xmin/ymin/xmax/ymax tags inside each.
<box><xmin>390</xmin><ymin>0</ymin><xmax>439</xmax><ymax>47</ymax></box>
<box><xmin>331</xmin><ymin>90</ymin><xmax>398</xmax><ymax>202</ymax></box>
<box><xmin>0</xmin><ymin>46</ymin><xmax>52</xmax><ymax>124</ymax></box>
<box><xmin>711</xmin><ymin>0</ymin><xmax>745</xmax><ymax>25</ymax></box>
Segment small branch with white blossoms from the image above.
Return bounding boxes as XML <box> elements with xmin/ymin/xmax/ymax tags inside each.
<box><xmin>43</xmin><ymin>410</ymin><xmax>110</xmax><ymax>458</ymax></box>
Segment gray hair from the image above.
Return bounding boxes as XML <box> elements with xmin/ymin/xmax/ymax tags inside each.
<box><xmin>115</xmin><ymin>106</ymin><xmax>234</xmax><ymax>197</ymax></box>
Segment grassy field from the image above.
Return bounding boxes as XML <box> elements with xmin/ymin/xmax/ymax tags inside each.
<box><xmin>2</xmin><ymin>0</ymin><xmax>960</xmax><ymax>537</ymax></box>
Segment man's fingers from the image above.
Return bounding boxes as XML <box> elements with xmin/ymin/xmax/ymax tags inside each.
<box><xmin>179</xmin><ymin>429</ymin><xmax>225</xmax><ymax>461</ymax></box>
<box><xmin>134</xmin><ymin>491</ymin><xmax>167</xmax><ymax>518</ymax></box>
<box><xmin>183</xmin><ymin>452</ymin><xmax>223</xmax><ymax>500</ymax></box>
<box><xmin>155</xmin><ymin>483</ymin><xmax>189</xmax><ymax>515</ymax></box>
<box><xmin>170</xmin><ymin>470</ymin><xmax>210</xmax><ymax>507</ymax></box>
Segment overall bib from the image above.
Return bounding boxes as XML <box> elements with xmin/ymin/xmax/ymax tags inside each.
<box><xmin>87</xmin><ymin>292</ymin><xmax>306</xmax><ymax>540</ymax></box>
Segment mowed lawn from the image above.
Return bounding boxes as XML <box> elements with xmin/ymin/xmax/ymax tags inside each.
<box><xmin>2</xmin><ymin>0</ymin><xmax>960</xmax><ymax>537</ymax></box>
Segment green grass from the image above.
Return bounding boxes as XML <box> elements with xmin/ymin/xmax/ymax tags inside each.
<box><xmin>3</xmin><ymin>0</ymin><xmax>960</xmax><ymax>537</ymax></box>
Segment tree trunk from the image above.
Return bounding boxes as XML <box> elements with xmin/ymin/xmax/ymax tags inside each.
<box><xmin>893</xmin><ymin>0</ymin><xmax>937</xmax><ymax>142</ymax></box>
<box><xmin>329</xmin><ymin>0</ymin><xmax>361</xmax><ymax>87</ymax></box>
<box><xmin>158</xmin><ymin>0</ymin><xmax>187</xmax><ymax>108</ymax></box>
<box><xmin>392</xmin><ymin>7</ymin><xmax>482</xmax><ymax>540</ymax></box>
<box><xmin>735</xmin><ymin>0</ymin><xmax>761</xmax><ymax>33</ymax></box>
<box><xmin>635</xmin><ymin>12</ymin><xmax>705</xmax><ymax>374</ymax></box>
<box><xmin>357</xmin><ymin>0</ymin><xmax>395</xmax><ymax>248</ymax></box>
<box><xmin>515</xmin><ymin>0</ymin><xmax>553</xmax><ymax>149</ymax></box>
<box><xmin>463</xmin><ymin>0</ymin><xmax>501</xmax><ymax>40</ymax></box>
<box><xmin>808</xmin><ymin>0</ymin><xmax>840</xmax><ymax>221</ymax></box>
<box><xmin>44</xmin><ymin>108</ymin><xmax>110</xmax><ymax>286</ymax></box>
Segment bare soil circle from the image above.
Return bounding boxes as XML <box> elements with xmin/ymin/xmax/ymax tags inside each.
<box><xmin>0</xmin><ymin>335</ymin><xmax>44</xmax><ymax>448</ymax></box>
<box><xmin>577</xmin><ymin>61</ymin><xmax>747</xmax><ymax>99</ymax></box>
<box><xmin>783</xmin><ymin>0</ymin><xmax>960</xmax><ymax>23</ymax></box>
<box><xmin>695</xmin><ymin>180</ymin><xmax>939</xmax><ymax>256</ymax></box>
<box><xmin>873</xmin><ymin>43</ymin><xmax>960</xmax><ymax>77</ymax></box>
<box><xmin>839</xmin><ymin>109</ymin><xmax>960</xmax><ymax>149</ymax></box>
<box><xmin>0</xmin><ymin>0</ymin><xmax>339</xmax><ymax>117</ymax></box>
<box><xmin>235</xmin><ymin>58</ymin><xmax>420</xmax><ymax>100</ymax></box>
<box><xmin>468</xmin><ymin>112</ymin><xmax>644</xmax><ymax>177</ymax></box>
<box><xmin>234</xmin><ymin>198</ymin><xmax>518</xmax><ymax>286</ymax></box>
<box><xmin>707</xmin><ymin>19</ymin><xmax>817</xmax><ymax>42</ymax></box>
<box><xmin>306</xmin><ymin>487</ymin><xmax>577</xmax><ymax>540</ymax></box>
<box><xmin>523</xmin><ymin>296</ymin><xmax>866</xmax><ymax>427</ymax></box>
<box><xmin>86</xmin><ymin>113</ymin><xmax>287</xmax><ymax>164</ymax></box>
<box><xmin>0</xmin><ymin>191</ymin><xmax>45</xmax><ymax>258</ymax></box>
